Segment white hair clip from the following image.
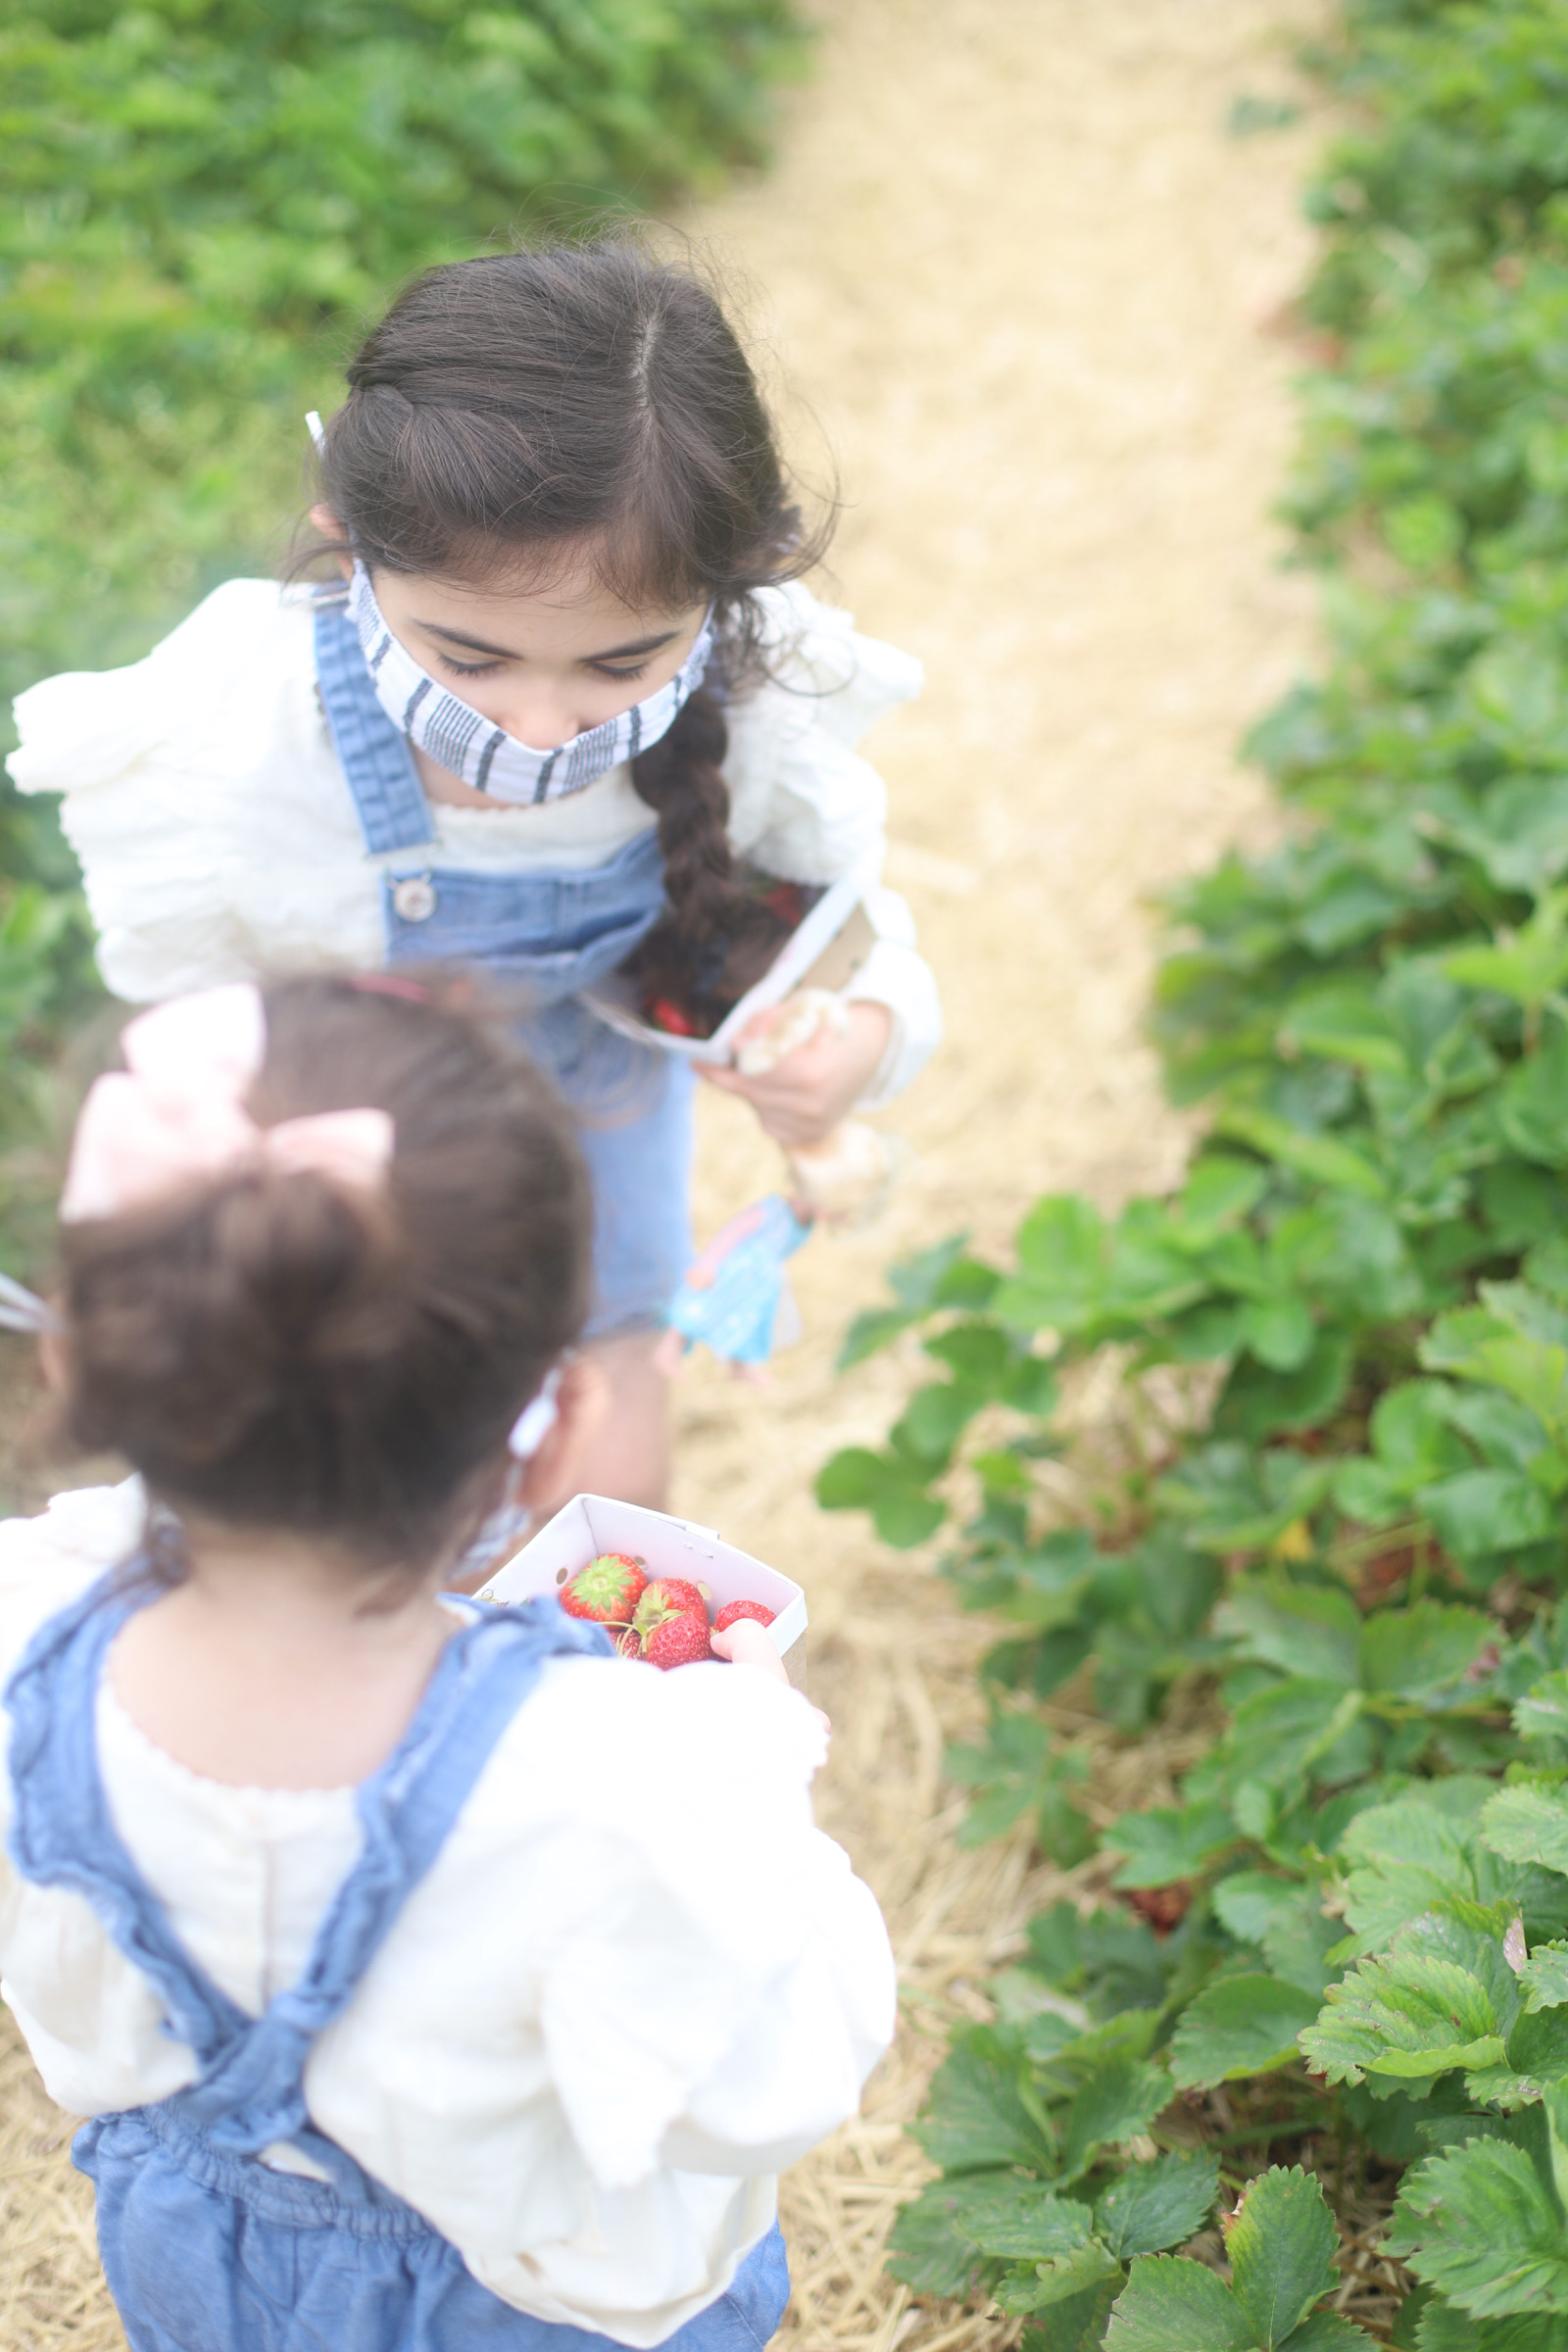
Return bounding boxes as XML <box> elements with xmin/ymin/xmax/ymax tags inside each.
<box><xmin>306</xmin><ymin>411</ymin><xmax>326</xmax><ymax>452</ymax></box>
<box><xmin>508</xmin><ymin>1366</ymin><xmax>564</xmax><ymax>1463</ymax></box>
<box><xmin>0</xmin><ymin>1271</ymin><xmax>65</xmax><ymax>1337</ymax></box>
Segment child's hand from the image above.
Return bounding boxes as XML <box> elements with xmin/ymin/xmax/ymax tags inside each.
<box><xmin>710</xmin><ymin>1618</ymin><xmax>789</xmax><ymax>1681</ymax></box>
<box><xmin>711</xmin><ymin>1620</ymin><xmax>831</xmax><ymax>1743</ymax></box>
<box><xmin>701</xmin><ymin>1003</ymin><xmax>891</xmax><ymax>1146</ymax></box>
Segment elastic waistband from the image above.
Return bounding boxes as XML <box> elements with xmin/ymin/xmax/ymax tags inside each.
<box><xmin>117</xmin><ymin>2103</ymin><xmax>440</xmax><ymax>2244</ymax></box>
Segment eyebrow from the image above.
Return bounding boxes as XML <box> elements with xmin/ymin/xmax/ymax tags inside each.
<box><xmin>415</xmin><ymin>619</ymin><xmax>683</xmax><ymax>662</ymax></box>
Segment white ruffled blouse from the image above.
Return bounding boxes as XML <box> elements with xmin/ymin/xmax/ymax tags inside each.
<box><xmin>7</xmin><ymin>579</ymin><xmax>940</xmax><ymax>1106</ymax></box>
<box><xmin>0</xmin><ymin>1482</ymin><xmax>896</xmax><ymax>2344</ymax></box>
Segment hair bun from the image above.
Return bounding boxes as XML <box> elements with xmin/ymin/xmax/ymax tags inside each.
<box><xmin>59</xmin><ymin>976</ymin><xmax>591</xmax><ymax>1566</ymax></box>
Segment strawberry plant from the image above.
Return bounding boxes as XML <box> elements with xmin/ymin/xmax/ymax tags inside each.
<box><xmin>824</xmin><ymin>2</ymin><xmax>1568</xmax><ymax>2339</ymax></box>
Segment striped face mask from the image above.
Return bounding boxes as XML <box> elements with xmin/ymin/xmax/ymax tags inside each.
<box><xmin>348</xmin><ymin>561</ymin><xmax>714</xmax><ymax>808</ymax></box>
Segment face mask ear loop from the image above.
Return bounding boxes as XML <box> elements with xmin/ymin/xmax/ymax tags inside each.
<box><xmin>507</xmin><ymin>1363</ymin><xmax>565</xmax><ymax>1465</ymax></box>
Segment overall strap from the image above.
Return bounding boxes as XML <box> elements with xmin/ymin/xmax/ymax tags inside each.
<box><xmin>6</xmin><ymin>1560</ymin><xmax>248</xmax><ymax>2061</ymax></box>
<box><xmin>6</xmin><ymin>1572</ymin><xmax>611</xmax><ymax>2178</ymax></box>
<box><xmin>313</xmin><ymin>593</ymin><xmax>438</xmax><ymax>857</ymax></box>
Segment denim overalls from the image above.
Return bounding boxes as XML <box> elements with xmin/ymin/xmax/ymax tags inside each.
<box><xmin>5</xmin><ymin>1566</ymin><xmax>790</xmax><ymax>2352</ymax></box>
<box><xmin>314</xmin><ymin>597</ymin><xmax>696</xmax><ymax>1337</ymax></box>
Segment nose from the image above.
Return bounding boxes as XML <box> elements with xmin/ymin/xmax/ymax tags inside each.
<box><xmin>495</xmin><ymin>687</ymin><xmax>579</xmax><ymax>749</ymax></box>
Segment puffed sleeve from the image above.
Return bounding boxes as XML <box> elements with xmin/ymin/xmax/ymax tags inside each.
<box><xmin>0</xmin><ymin>1480</ymin><xmax>147</xmax><ymax>1679</ymax></box>
<box><xmin>306</xmin><ymin>1652</ymin><xmax>897</xmax><ymax>2225</ymax></box>
<box><xmin>0</xmin><ymin>1480</ymin><xmax>204</xmax><ymax>2117</ymax></box>
<box><xmin>722</xmin><ymin>583</ymin><xmax>941</xmax><ymax>1102</ymax></box>
<box><xmin>7</xmin><ymin>581</ymin><xmax>384</xmax><ymax>1004</ymax></box>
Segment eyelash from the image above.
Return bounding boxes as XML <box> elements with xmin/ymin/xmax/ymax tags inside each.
<box><xmin>436</xmin><ymin>656</ymin><xmax>651</xmax><ymax>683</ymax></box>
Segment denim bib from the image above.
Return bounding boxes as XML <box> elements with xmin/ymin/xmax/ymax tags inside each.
<box><xmin>313</xmin><ymin>597</ymin><xmax>695</xmax><ymax>1335</ymax></box>
<box><xmin>5</xmin><ymin>1565</ymin><xmax>788</xmax><ymax>2352</ymax></box>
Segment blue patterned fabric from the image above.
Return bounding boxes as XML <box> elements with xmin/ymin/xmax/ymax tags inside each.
<box><xmin>5</xmin><ymin>1567</ymin><xmax>789</xmax><ymax>2352</ymax></box>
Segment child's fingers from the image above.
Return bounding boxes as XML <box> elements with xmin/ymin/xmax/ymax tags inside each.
<box><xmin>710</xmin><ymin>1620</ymin><xmax>789</xmax><ymax>1682</ymax></box>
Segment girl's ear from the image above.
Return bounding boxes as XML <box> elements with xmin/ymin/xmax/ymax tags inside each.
<box><xmin>514</xmin><ymin>1354</ymin><xmax>608</xmax><ymax>1519</ymax></box>
<box><xmin>310</xmin><ymin>504</ymin><xmax>355</xmax><ymax>582</ymax></box>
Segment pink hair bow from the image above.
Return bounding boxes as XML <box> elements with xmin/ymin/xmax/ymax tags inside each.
<box><xmin>60</xmin><ymin>983</ymin><xmax>394</xmax><ymax>1225</ymax></box>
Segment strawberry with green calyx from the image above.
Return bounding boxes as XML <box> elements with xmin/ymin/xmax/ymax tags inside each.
<box><xmin>632</xmin><ymin>1577</ymin><xmax>709</xmax><ymax>1635</ymax></box>
<box><xmin>561</xmin><ymin>1552</ymin><xmax>647</xmax><ymax>1627</ymax></box>
<box><xmin>642</xmin><ymin>1610</ymin><xmax>714</xmax><ymax>1670</ymax></box>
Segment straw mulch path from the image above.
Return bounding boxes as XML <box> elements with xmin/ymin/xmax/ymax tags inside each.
<box><xmin>0</xmin><ymin>0</ymin><xmax>1325</xmax><ymax>2342</ymax></box>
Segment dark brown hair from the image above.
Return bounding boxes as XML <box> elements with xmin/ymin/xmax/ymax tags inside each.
<box><xmin>308</xmin><ymin>242</ymin><xmax>834</xmax><ymax>1016</ymax></box>
<box><xmin>58</xmin><ymin>977</ymin><xmax>591</xmax><ymax>1569</ymax></box>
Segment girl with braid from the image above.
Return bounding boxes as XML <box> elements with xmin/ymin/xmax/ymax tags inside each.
<box><xmin>8</xmin><ymin>243</ymin><xmax>941</xmax><ymax>1510</ymax></box>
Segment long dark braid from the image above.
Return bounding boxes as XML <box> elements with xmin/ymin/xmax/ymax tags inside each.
<box><xmin>624</xmin><ymin>687</ymin><xmax>794</xmax><ymax>1028</ymax></box>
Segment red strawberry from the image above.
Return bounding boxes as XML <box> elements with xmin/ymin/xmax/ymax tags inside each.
<box><xmin>648</xmin><ymin>997</ymin><xmax>699</xmax><ymax>1037</ymax></box>
<box><xmin>643</xmin><ymin>1609</ymin><xmax>714</xmax><ymax>1670</ymax></box>
<box><xmin>615</xmin><ymin>1629</ymin><xmax>645</xmax><ymax>1660</ymax></box>
<box><xmin>712</xmin><ymin>1599</ymin><xmax>776</xmax><ymax>1634</ymax></box>
<box><xmin>561</xmin><ymin>1552</ymin><xmax>647</xmax><ymax>1627</ymax></box>
<box><xmin>633</xmin><ymin>1577</ymin><xmax>708</xmax><ymax>1633</ymax></box>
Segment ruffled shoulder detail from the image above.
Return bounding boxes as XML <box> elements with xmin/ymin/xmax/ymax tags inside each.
<box><xmin>747</xmin><ymin>580</ymin><xmax>923</xmax><ymax>750</ymax></box>
<box><xmin>8</xmin><ymin>580</ymin><xmax>310</xmax><ymax>798</ymax></box>
<box><xmin>0</xmin><ymin>1480</ymin><xmax>147</xmax><ymax>1685</ymax></box>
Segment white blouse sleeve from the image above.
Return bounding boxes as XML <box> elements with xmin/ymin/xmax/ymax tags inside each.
<box><xmin>723</xmin><ymin>584</ymin><xmax>941</xmax><ymax>1102</ymax></box>
<box><xmin>309</xmin><ymin>1652</ymin><xmax>896</xmax><ymax>2209</ymax></box>
<box><xmin>6</xmin><ymin>581</ymin><xmax>384</xmax><ymax>1004</ymax></box>
<box><xmin>0</xmin><ymin>1480</ymin><xmax>147</xmax><ymax>1674</ymax></box>
<box><xmin>0</xmin><ymin>1481</ymin><xmax>198</xmax><ymax>2119</ymax></box>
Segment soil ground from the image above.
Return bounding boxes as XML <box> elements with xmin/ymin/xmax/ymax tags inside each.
<box><xmin>0</xmin><ymin>4</ymin><xmax>1327</xmax><ymax>2344</ymax></box>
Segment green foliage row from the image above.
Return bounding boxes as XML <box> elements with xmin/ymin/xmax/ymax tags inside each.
<box><xmin>1</xmin><ymin>0</ymin><xmax>808</xmax><ymax>704</ymax></box>
<box><xmin>0</xmin><ymin>0</ymin><xmax>808</xmax><ymax>1253</ymax></box>
<box><xmin>821</xmin><ymin>5</ymin><xmax>1568</xmax><ymax>2342</ymax></box>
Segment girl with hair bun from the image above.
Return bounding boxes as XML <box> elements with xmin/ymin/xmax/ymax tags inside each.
<box><xmin>0</xmin><ymin>974</ymin><xmax>894</xmax><ymax>2352</ymax></box>
<box><xmin>8</xmin><ymin>242</ymin><xmax>942</xmax><ymax>1506</ymax></box>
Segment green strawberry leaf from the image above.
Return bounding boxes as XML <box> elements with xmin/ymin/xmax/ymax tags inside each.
<box><xmin>1025</xmin><ymin>2273</ymin><xmax>1125</xmax><ymax>2351</ymax></box>
<box><xmin>1517</xmin><ymin>1676</ymin><xmax>1568</xmax><ymax>1749</ymax></box>
<box><xmin>1223</xmin><ymin>2166</ymin><xmax>1342</xmax><ymax>2349</ymax></box>
<box><xmin>884</xmin><ymin>2179</ymin><xmax>988</xmax><ymax>2298</ymax></box>
<box><xmin>1223</xmin><ymin>1680</ymin><xmax>1366</xmax><ymax>1795</ymax></box>
<box><xmin>1521</xmin><ymin>1943</ymin><xmax>1568</xmax><ymax>2015</ymax></box>
<box><xmin>996</xmin><ymin>2235</ymin><xmax>1125</xmax><ymax>2316</ymax></box>
<box><xmin>1389</xmin><ymin>2137</ymin><xmax>1568</xmax><ymax>2318</ymax></box>
<box><xmin>1169</xmin><ymin>1975</ymin><xmax>1322</xmax><ymax>2091</ymax></box>
<box><xmin>1215</xmin><ymin>1582</ymin><xmax>1361</xmax><ymax>1686</ymax></box>
<box><xmin>1057</xmin><ymin>2060</ymin><xmax>1172</xmax><ymax>2183</ymax></box>
<box><xmin>1417</xmin><ymin>1470</ymin><xmax>1558</xmax><ymax>1566</ymax></box>
<box><xmin>1484</xmin><ymin>1784</ymin><xmax>1568</xmax><ymax>1880</ymax></box>
<box><xmin>813</xmin><ymin>1446</ymin><xmax>946</xmax><ymax>1548</ymax></box>
<box><xmin>1300</xmin><ymin>1910</ymin><xmax>1515</xmax><ymax>2088</ymax></box>
<box><xmin>1358</xmin><ymin>1603</ymin><xmax>1496</xmax><ymax>1701</ymax></box>
<box><xmin>1212</xmin><ymin>1872</ymin><xmax>1299</xmax><ymax>1948</ymax></box>
<box><xmin>1095</xmin><ymin>2152</ymin><xmax>1220</xmax><ymax>2259</ymax></box>
<box><xmin>1105</xmin><ymin>1798</ymin><xmax>1238</xmax><ymax>1889</ymax></box>
<box><xmin>911</xmin><ymin>2041</ymin><xmax>1055</xmax><ymax>2175</ymax></box>
<box><xmin>1104</xmin><ymin>2254</ymin><xmax>1253</xmax><ymax>2351</ymax></box>
<box><xmin>1410</xmin><ymin>2298</ymin><xmax>1568</xmax><ymax>2348</ymax></box>
<box><xmin>1334</xmin><ymin>1785</ymin><xmax>1522</xmax><ymax>1956</ymax></box>
<box><xmin>947</xmin><ymin>2176</ymin><xmax>1096</xmax><ymax>2260</ymax></box>
<box><xmin>1285</xmin><ymin>2317</ymin><xmax>1375</xmax><ymax>2348</ymax></box>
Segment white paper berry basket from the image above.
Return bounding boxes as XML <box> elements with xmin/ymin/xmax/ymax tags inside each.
<box><xmin>580</xmin><ymin>853</ymin><xmax>881</xmax><ymax>1067</ymax></box>
<box><xmin>476</xmin><ymin>1494</ymin><xmax>809</xmax><ymax>1689</ymax></box>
